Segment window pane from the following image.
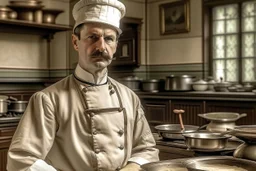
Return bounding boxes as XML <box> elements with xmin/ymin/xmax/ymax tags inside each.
<box><xmin>213</xmin><ymin>20</ymin><xmax>225</xmax><ymax>34</ymax></box>
<box><xmin>226</xmin><ymin>59</ymin><xmax>238</xmax><ymax>82</ymax></box>
<box><xmin>242</xmin><ymin>1</ymin><xmax>256</xmax><ymax>17</ymax></box>
<box><xmin>226</xmin><ymin>19</ymin><xmax>238</xmax><ymax>33</ymax></box>
<box><xmin>213</xmin><ymin>36</ymin><xmax>225</xmax><ymax>59</ymax></box>
<box><xmin>242</xmin><ymin>58</ymin><xmax>255</xmax><ymax>81</ymax></box>
<box><xmin>242</xmin><ymin>33</ymin><xmax>255</xmax><ymax>57</ymax></box>
<box><xmin>242</xmin><ymin>17</ymin><xmax>255</xmax><ymax>32</ymax></box>
<box><xmin>226</xmin><ymin>5</ymin><xmax>238</xmax><ymax>19</ymax></box>
<box><xmin>213</xmin><ymin>60</ymin><xmax>225</xmax><ymax>80</ymax></box>
<box><xmin>213</xmin><ymin>6</ymin><xmax>225</xmax><ymax>20</ymax></box>
<box><xmin>242</xmin><ymin>1</ymin><xmax>256</xmax><ymax>31</ymax></box>
<box><xmin>226</xmin><ymin>35</ymin><xmax>238</xmax><ymax>58</ymax></box>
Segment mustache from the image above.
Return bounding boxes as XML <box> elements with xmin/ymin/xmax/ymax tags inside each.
<box><xmin>90</xmin><ymin>50</ymin><xmax>111</xmax><ymax>59</ymax></box>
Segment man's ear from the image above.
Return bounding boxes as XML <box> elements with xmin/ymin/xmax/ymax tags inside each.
<box><xmin>72</xmin><ymin>34</ymin><xmax>79</xmax><ymax>51</ymax></box>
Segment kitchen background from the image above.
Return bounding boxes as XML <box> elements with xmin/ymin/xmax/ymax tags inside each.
<box><xmin>0</xmin><ymin>0</ymin><xmax>203</xmax><ymax>91</ymax></box>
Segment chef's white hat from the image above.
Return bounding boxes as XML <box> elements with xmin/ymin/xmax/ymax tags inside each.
<box><xmin>72</xmin><ymin>0</ymin><xmax>126</xmax><ymax>34</ymax></box>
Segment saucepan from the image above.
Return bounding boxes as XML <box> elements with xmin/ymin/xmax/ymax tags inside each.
<box><xmin>182</xmin><ymin>132</ymin><xmax>232</xmax><ymax>150</ymax></box>
<box><xmin>155</xmin><ymin>124</ymin><xmax>199</xmax><ymax>140</ymax></box>
<box><xmin>183</xmin><ymin>156</ymin><xmax>256</xmax><ymax>171</ymax></box>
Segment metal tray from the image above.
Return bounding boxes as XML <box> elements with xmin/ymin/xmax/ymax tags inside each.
<box><xmin>184</xmin><ymin>156</ymin><xmax>256</xmax><ymax>171</ymax></box>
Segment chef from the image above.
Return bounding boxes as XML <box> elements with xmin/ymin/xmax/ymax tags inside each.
<box><xmin>7</xmin><ymin>0</ymin><xmax>159</xmax><ymax>170</ymax></box>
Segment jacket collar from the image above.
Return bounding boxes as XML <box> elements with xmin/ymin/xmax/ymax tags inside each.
<box><xmin>74</xmin><ymin>64</ymin><xmax>108</xmax><ymax>85</ymax></box>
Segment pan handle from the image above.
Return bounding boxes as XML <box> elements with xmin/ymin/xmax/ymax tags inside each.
<box><xmin>238</xmin><ymin>113</ymin><xmax>247</xmax><ymax>119</ymax></box>
<box><xmin>198</xmin><ymin>124</ymin><xmax>208</xmax><ymax>130</ymax></box>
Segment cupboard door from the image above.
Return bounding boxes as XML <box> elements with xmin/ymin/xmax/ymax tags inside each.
<box><xmin>169</xmin><ymin>100</ymin><xmax>206</xmax><ymax>126</ymax></box>
<box><xmin>205</xmin><ymin>101</ymin><xmax>256</xmax><ymax>125</ymax></box>
<box><xmin>141</xmin><ymin>99</ymin><xmax>169</xmax><ymax>132</ymax></box>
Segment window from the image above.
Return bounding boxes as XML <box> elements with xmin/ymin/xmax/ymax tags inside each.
<box><xmin>207</xmin><ymin>0</ymin><xmax>256</xmax><ymax>83</ymax></box>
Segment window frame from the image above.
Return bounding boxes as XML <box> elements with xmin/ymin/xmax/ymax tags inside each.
<box><xmin>203</xmin><ymin>0</ymin><xmax>256</xmax><ymax>83</ymax></box>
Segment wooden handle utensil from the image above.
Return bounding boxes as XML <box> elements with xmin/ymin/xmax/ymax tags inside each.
<box><xmin>173</xmin><ymin>109</ymin><xmax>185</xmax><ymax>130</ymax></box>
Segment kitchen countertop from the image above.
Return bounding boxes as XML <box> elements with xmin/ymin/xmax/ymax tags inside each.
<box><xmin>136</xmin><ymin>90</ymin><xmax>256</xmax><ymax>101</ymax></box>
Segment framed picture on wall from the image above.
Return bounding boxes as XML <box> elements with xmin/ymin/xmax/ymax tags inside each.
<box><xmin>159</xmin><ymin>0</ymin><xmax>190</xmax><ymax>35</ymax></box>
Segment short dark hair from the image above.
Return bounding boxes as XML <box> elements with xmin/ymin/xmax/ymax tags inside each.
<box><xmin>73</xmin><ymin>23</ymin><xmax>120</xmax><ymax>40</ymax></box>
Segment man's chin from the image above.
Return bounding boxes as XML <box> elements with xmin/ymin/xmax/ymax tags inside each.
<box><xmin>93</xmin><ymin>61</ymin><xmax>111</xmax><ymax>69</ymax></box>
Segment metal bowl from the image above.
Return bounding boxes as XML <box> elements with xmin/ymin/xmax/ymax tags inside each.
<box><xmin>228</xmin><ymin>125</ymin><xmax>256</xmax><ymax>142</ymax></box>
<box><xmin>155</xmin><ymin>124</ymin><xmax>199</xmax><ymax>140</ymax></box>
<box><xmin>183</xmin><ymin>156</ymin><xmax>256</xmax><ymax>171</ymax></box>
<box><xmin>141</xmin><ymin>159</ymin><xmax>188</xmax><ymax>171</ymax></box>
<box><xmin>183</xmin><ymin>132</ymin><xmax>231</xmax><ymax>150</ymax></box>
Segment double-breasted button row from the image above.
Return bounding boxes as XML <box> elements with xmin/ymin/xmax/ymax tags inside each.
<box><xmin>110</xmin><ymin>89</ymin><xmax>115</xmax><ymax>95</ymax></box>
<box><xmin>118</xmin><ymin>130</ymin><xmax>124</xmax><ymax>136</ymax></box>
<box><xmin>82</xmin><ymin>87</ymin><xmax>88</xmax><ymax>93</ymax></box>
<box><xmin>95</xmin><ymin>148</ymin><xmax>101</xmax><ymax>154</ymax></box>
<box><xmin>119</xmin><ymin>145</ymin><xmax>124</xmax><ymax>150</ymax></box>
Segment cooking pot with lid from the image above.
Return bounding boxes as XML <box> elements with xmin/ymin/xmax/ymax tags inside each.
<box><xmin>198</xmin><ymin>112</ymin><xmax>247</xmax><ymax>132</ymax></box>
<box><xmin>119</xmin><ymin>76</ymin><xmax>142</xmax><ymax>91</ymax></box>
<box><xmin>0</xmin><ymin>99</ymin><xmax>10</xmax><ymax>114</ymax></box>
<box><xmin>165</xmin><ymin>75</ymin><xmax>195</xmax><ymax>91</ymax></box>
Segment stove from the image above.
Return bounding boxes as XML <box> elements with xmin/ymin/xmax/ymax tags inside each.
<box><xmin>0</xmin><ymin>112</ymin><xmax>22</xmax><ymax>127</ymax></box>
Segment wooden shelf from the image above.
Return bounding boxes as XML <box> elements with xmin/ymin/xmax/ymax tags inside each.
<box><xmin>0</xmin><ymin>18</ymin><xmax>72</xmax><ymax>37</ymax></box>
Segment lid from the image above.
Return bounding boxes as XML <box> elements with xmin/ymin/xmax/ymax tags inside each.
<box><xmin>0</xmin><ymin>6</ymin><xmax>12</xmax><ymax>12</ymax></box>
<box><xmin>119</xmin><ymin>76</ymin><xmax>141</xmax><ymax>81</ymax></box>
<box><xmin>214</xmin><ymin>77</ymin><xmax>231</xmax><ymax>87</ymax></box>
<box><xmin>192</xmin><ymin>79</ymin><xmax>208</xmax><ymax>85</ymax></box>
<box><xmin>166</xmin><ymin>75</ymin><xmax>194</xmax><ymax>78</ymax></box>
<box><xmin>0</xmin><ymin>95</ymin><xmax>8</xmax><ymax>100</ymax></box>
<box><xmin>141</xmin><ymin>79</ymin><xmax>160</xmax><ymax>83</ymax></box>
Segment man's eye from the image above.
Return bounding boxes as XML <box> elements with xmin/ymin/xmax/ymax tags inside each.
<box><xmin>88</xmin><ymin>35</ymin><xmax>98</xmax><ymax>40</ymax></box>
<box><xmin>104</xmin><ymin>37</ymin><xmax>115</xmax><ymax>43</ymax></box>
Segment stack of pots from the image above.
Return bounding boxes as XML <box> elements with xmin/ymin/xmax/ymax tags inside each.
<box><xmin>0</xmin><ymin>96</ymin><xmax>28</xmax><ymax>115</ymax></box>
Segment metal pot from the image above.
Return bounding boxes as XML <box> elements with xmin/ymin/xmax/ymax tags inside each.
<box><xmin>8</xmin><ymin>100</ymin><xmax>28</xmax><ymax>113</ymax></box>
<box><xmin>184</xmin><ymin>156</ymin><xmax>256</xmax><ymax>171</ymax></box>
<box><xmin>119</xmin><ymin>76</ymin><xmax>141</xmax><ymax>91</ymax></box>
<box><xmin>183</xmin><ymin>132</ymin><xmax>231</xmax><ymax>150</ymax></box>
<box><xmin>141</xmin><ymin>79</ymin><xmax>165</xmax><ymax>92</ymax></box>
<box><xmin>0</xmin><ymin>99</ymin><xmax>10</xmax><ymax>114</ymax></box>
<box><xmin>155</xmin><ymin>124</ymin><xmax>199</xmax><ymax>140</ymax></box>
<box><xmin>198</xmin><ymin>112</ymin><xmax>247</xmax><ymax>133</ymax></box>
<box><xmin>165</xmin><ymin>75</ymin><xmax>195</xmax><ymax>91</ymax></box>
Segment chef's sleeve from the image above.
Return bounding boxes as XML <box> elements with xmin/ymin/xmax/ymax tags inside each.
<box><xmin>7</xmin><ymin>92</ymin><xmax>57</xmax><ymax>171</ymax></box>
<box><xmin>128</xmin><ymin>104</ymin><xmax>159</xmax><ymax>165</ymax></box>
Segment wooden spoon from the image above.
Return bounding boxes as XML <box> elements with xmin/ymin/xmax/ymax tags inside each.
<box><xmin>173</xmin><ymin>109</ymin><xmax>185</xmax><ymax>130</ymax></box>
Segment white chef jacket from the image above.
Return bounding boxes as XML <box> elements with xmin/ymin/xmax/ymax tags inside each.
<box><xmin>7</xmin><ymin>65</ymin><xmax>159</xmax><ymax>171</ymax></box>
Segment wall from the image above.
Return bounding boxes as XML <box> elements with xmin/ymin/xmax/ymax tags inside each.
<box><xmin>0</xmin><ymin>0</ymin><xmax>71</xmax><ymax>79</ymax></box>
<box><xmin>0</xmin><ymin>0</ymin><xmax>204</xmax><ymax>90</ymax></box>
<box><xmin>110</xmin><ymin>0</ymin><xmax>204</xmax><ymax>80</ymax></box>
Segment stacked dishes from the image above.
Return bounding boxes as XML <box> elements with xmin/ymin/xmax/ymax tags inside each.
<box><xmin>7</xmin><ymin>0</ymin><xmax>63</xmax><ymax>24</ymax></box>
<box><xmin>7</xmin><ymin>0</ymin><xmax>43</xmax><ymax>22</ymax></box>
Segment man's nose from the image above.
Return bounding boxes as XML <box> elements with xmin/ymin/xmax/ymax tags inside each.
<box><xmin>96</xmin><ymin>37</ymin><xmax>106</xmax><ymax>52</ymax></box>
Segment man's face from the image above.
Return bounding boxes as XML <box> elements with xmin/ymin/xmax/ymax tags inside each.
<box><xmin>72</xmin><ymin>23</ymin><xmax>118</xmax><ymax>73</ymax></box>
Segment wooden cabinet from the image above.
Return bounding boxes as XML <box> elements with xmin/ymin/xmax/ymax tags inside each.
<box><xmin>138</xmin><ymin>92</ymin><xmax>256</xmax><ymax>129</ymax></box>
<box><xmin>169</xmin><ymin>99</ymin><xmax>206</xmax><ymax>126</ymax></box>
<box><xmin>205</xmin><ymin>100</ymin><xmax>256</xmax><ymax>125</ymax></box>
<box><xmin>112</xmin><ymin>17</ymin><xmax>142</xmax><ymax>66</ymax></box>
<box><xmin>141</xmin><ymin>99</ymin><xmax>169</xmax><ymax>132</ymax></box>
